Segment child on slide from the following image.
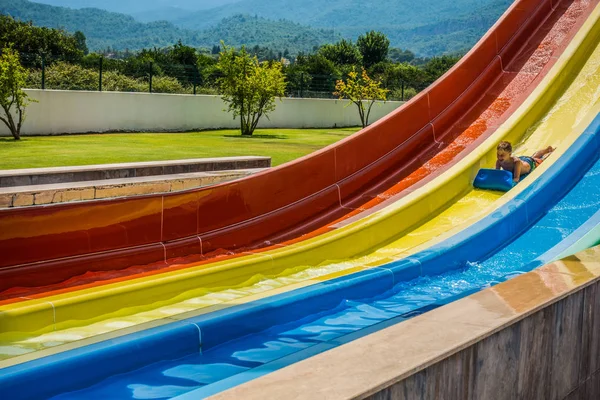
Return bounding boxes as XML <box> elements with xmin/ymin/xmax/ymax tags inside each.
<box><xmin>496</xmin><ymin>141</ymin><xmax>555</xmax><ymax>183</ymax></box>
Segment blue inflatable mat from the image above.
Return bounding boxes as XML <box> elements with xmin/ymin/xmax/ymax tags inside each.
<box><xmin>473</xmin><ymin>169</ymin><xmax>518</xmax><ymax>192</ymax></box>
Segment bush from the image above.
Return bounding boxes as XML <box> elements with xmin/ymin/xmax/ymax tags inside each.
<box><xmin>102</xmin><ymin>71</ymin><xmax>146</xmax><ymax>92</ymax></box>
<box><xmin>26</xmin><ymin>62</ymin><xmax>161</xmax><ymax>93</ymax></box>
<box><xmin>151</xmin><ymin>75</ymin><xmax>186</xmax><ymax>94</ymax></box>
<box><xmin>403</xmin><ymin>87</ymin><xmax>418</xmax><ymax>100</ymax></box>
<box><xmin>25</xmin><ymin>69</ymin><xmax>42</xmax><ymax>89</ymax></box>
<box><xmin>195</xmin><ymin>86</ymin><xmax>220</xmax><ymax>95</ymax></box>
<box><xmin>24</xmin><ymin>61</ymin><xmax>202</xmax><ymax>94</ymax></box>
<box><xmin>29</xmin><ymin>62</ymin><xmax>98</xmax><ymax>90</ymax></box>
<box><xmin>390</xmin><ymin>86</ymin><xmax>418</xmax><ymax>101</ymax></box>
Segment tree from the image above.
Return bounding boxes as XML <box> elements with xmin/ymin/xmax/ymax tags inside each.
<box><xmin>357</xmin><ymin>31</ymin><xmax>390</xmax><ymax>68</ymax></box>
<box><xmin>334</xmin><ymin>67</ymin><xmax>388</xmax><ymax>128</ymax></box>
<box><xmin>318</xmin><ymin>39</ymin><xmax>362</xmax><ymax>66</ymax></box>
<box><xmin>0</xmin><ymin>48</ymin><xmax>34</xmax><ymax>140</ymax></box>
<box><xmin>171</xmin><ymin>40</ymin><xmax>197</xmax><ymax>65</ymax></box>
<box><xmin>388</xmin><ymin>62</ymin><xmax>428</xmax><ymax>90</ymax></box>
<box><xmin>0</xmin><ymin>15</ymin><xmax>83</xmax><ymax>66</ymax></box>
<box><xmin>422</xmin><ymin>55</ymin><xmax>461</xmax><ymax>85</ymax></box>
<box><xmin>73</xmin><ymin>31</ymin><xmax>89</xmax><ymax>56</ymax></box>
<box><xmin>218</xmin><ymin>44</ymin><xmax>286</xmax><ymax>136</ymax></box>
<box><xmin>388</xmin><ymin>48</ymin><xmax>415</xmax><ymax>63</ymax></box>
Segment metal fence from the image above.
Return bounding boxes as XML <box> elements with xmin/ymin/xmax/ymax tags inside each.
<box><xmin>18</xmin><ymin>52</ymin><xmax>419</xmax><ymax>101</ymax></box>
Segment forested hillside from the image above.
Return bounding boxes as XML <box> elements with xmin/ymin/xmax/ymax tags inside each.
<box><xmin>0</xmin><ymin>0</ymin><xmax>334</xmax><ymax>53</ymax></box>
<box><xmin>1</xmin><ymin>0</ymin><xmax>512</xmax><ymax>56</ymax></box>
<box><xmin>199</xmin><ymin>15</ymin><xmax>337</xmax><ymax>54</ymax></box>
<box><xmin>26</xmin><ymin>0</ymin><xmax>236</xmax><ymax>14</ymax></box>
<box><xmin>173</xmin><ymin>0</ymin><xmax>511</xmax><ymax>33</ymax></box>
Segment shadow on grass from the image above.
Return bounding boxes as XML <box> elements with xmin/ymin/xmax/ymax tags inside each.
<box><xmin>223</xmin><ymin>134</ymin><xmax>289</xmax><ymax>139</ymax></box>
<box><xmin>0</xmin><ymin>138</ymin><xmax>24</xmax><ymax>143</ymax></box>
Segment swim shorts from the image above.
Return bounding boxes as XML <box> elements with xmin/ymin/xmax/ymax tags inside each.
<box><xmin>519</xmin><ymin>156</ymin><xmax>542</xmax><ymax>172</ymax></box>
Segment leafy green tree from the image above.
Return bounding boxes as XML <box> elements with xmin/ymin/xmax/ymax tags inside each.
<box><xmin>388</xmin><ymin>62</ymin><xmax>428</xmax><ymax>90</ymax></box>
<box><xmin>197</xmin><ymin>53</ymin><xmax>219</xmax><ymax>87</ymax></box>
<box><xmin>422</xmin><ymin>54</ymin><xmax>461</xmax><ymax>85</ymax></box>
<box><xmin>218</xmin><ymin>44</ymin><xmax>286</xmax><ymax>136</ymax></box>
<box><xmin>73</xmin><ymin>31</ymin><xmax>89</xmax><ymax>55</ymax></box>
<box><xmin>288</xmin><ymin>52</ymin><xmax>340</xmax><ymax>95</ymax></box>
<box><xmin>0</xmin><ymin>15</ymin><xmax>83</xmax><ymax>66</ymax></box>
<box><xmin>318</xmin><ymin>39</ymin><xmax>362</xmax><ymax>66</ymax></box>
<box><xmin>170</xmin><ymin>40</ymin><xmax>198</xmax><ymax>65</ymax></box>
<box><xmin>334</xmin><ymin>67</ymin><xmax>388</xmax><ymax>128</ymax></box>
<box><xmin>301</xmin><ymin>53</ymin><xmax>338</xmax><ymax>77</ymax></box>
<box><xmin>0</xmin><ymin>48</ymin><xmax>34</xmax><ymax>140</ymax></box>
<box><xmin>357</xmin><ymin>31</ymin><xmax>390</xmax><ymax>68</ymax></box>
<box><xmin>388</xmin><ymin>48</ymin><xmax>415</xmax><ymax>63</ymax></box>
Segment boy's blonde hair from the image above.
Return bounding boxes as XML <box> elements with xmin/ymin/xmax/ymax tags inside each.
<box><xmin>497</xmin><ymin>141</ymin><xmax>512</xmax><ymax>153</ymax></box>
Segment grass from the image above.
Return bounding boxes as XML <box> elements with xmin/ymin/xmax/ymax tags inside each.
<box><xmin>0</xmin><ymin>128</ymin><xmax>361</xmax><ymax>170</ymax></box>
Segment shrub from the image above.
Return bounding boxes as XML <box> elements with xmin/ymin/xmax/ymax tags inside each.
<box><xmin>102</xmin><ymin>71</ymin><xmax>146</xmax><ymax>92</ymax></box>
<box><xmin>151</xmin><ymin>75</ymin><xmax>186</xmax><ymax>94</ymax></box>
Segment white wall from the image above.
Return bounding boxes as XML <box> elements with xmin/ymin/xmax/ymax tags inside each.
<box><xmin>0</xmin><ymin>90</ymin><xmax>403</xmax><ymax>135</ymax></box>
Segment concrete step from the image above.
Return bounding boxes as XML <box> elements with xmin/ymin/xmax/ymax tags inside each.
<box><xmin>0</xmin><ymin>156</ymin><xmax>271</xmax><ymax>187</ymax></box>
<box><xmin>0</xmin><ymin>168</ymin><xmax>266</xmax><ymax>208</ymax></box>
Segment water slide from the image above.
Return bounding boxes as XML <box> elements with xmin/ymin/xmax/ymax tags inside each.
<box><xmin>0</xmin><ymin>0</ymin><xmax>592</xmax><ymax>297</ymax></box>
<box><xmin>0</xmin><ymin>0</ymin><xmax>597</xmax><ymax>355</ymax></box>
<box><xmin>3</xmin><ymin>46</ymin><xmax>600</xmax><ymax>399</ymax></box>
<box><xmin>1</xmin><ymin>0</ymin><xmax>600</xmax><ymax>398</ymax></box>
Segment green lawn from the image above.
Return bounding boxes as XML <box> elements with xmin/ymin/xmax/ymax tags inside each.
<box><xmin>0</xmin><ymin>128</ymin><xmax>360</xmax><ymax>170</ymax></box>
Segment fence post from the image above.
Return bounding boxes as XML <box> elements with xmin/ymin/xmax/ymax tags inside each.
<box><xmin>41</xmin><ymin>54</ymin><xmax>46</xmax><ymax>90</ymax></box>
<box><xmin>149</xmin><ymin>62</ymin><xmax>153</xmax><ymax>93</ymax></box>
<box><xmin>401</xmin><ymin>80</ymin><xmax>405</xmax><ymax>101</ymax></box>
<box><xmin>300</xmin><ymin>72</ymin><xmax>304</xmax><ymax>98</ymax></box>
<box><xmin>99</xmin><ymin>56</ymin><xmax>103</xmax><ymax>92</ymax></box>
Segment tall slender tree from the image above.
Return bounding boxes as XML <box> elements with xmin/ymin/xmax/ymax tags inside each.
<box><xmin>0</xmin><ymin>48</ymin><xmax>34</xmax><ymax>140</ymax></box>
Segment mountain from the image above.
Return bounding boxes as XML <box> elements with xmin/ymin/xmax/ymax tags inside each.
<box><xmin>386</xmin><ymin>0</ymin><xmax>513</xmax><ymax>55</ymax></box>
<box><xmin>0</xmin><ymin>0</ymin><xmax>202</xmax><ymax>50</ymax></box>
<box><xmin>172</xmin><ymin>0</ymin><xmax>512</xmax><ymax>55</ymax></box>
<box><xmin>25</xmin><ymin>0</ymin><xmax>239</xmax><ymax>14</ymax></box>
<box><xmin>33</xmin><ymin>0</ymin><xmax>243</xmax><ymax>24</ymax></box>
<box><xmin>1</xmin><ymin>0</ymin><xmax>512</xmax><ymax>56</ymax></box>
<box><xmin>131</xmin><ymin>7</ymin><xmax>193</xmax><ymax>24</ymax></box>
<box><xmin>0</xmin><ymin>0</ymin><xmax>335</xmax><ymax>53</ymax></box>
<box><xmin>199</xmin><ymin>14</ymin><xmax>338</xmax><ymax>52</ymax></box>
<box><xmin>173</xmin><ymin>0</ymin><xmax>511</xmax><ymax>32</ymax></box>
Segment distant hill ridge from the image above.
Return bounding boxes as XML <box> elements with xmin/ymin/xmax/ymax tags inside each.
<box><xmin>0</xmin><ymin>0</ymin><xmax>335</xmax><ymax>53</ymax></box>
<box><xmin>0</xmin><ymin>0</ymin><xmax>512</xmax><ymax>56</ymax></box>
<box><xmin>28</xmin><ymin>0</ymin><xmax>237</xmax><ymax>14</ymax></box>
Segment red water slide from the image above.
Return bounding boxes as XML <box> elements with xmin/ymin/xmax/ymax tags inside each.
<box><xmin>0</xmin><ymin>0</ymin><xmax>593</xmax><ymax>292</ymax></box>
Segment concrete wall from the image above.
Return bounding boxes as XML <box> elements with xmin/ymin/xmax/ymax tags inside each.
<box><xmin>0</xmin><ymin>90</ymin><xmax>402</xmax><ymax>136</ymax></box>
<box><xmin>366</xmin><ymin>282</ymin><xmax>600</xmax><ymax>400</ymax></box>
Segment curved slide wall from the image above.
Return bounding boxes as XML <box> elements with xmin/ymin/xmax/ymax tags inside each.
<box><xmin>0</xmin><ymin>0</ymin><xmax>580</xmax><ymax>279</ymax></box>
<box><xmin>0</xmin><ymin>1</ymin><xmax>597</xmax><ymax>344</ymax></box>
